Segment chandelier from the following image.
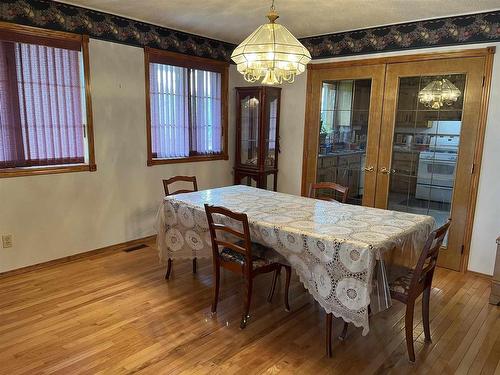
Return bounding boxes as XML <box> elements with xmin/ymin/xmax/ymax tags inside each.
<box><xmin>418</xmin><ymin>78</ymin><xmax>461</xmax><ymax>109</ymax></box>
<box><xmin>231</xmin><ymin>0</ymin><xmax>311</xmax><ymax>85</ymax></box>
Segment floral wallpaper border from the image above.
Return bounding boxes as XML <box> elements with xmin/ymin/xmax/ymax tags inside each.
<box><xmin>0</xmin><ymin>0</ymin><xmax>236</xmax><ymax>62</ymax></box>
<box><xmin>300</xmin><ymin>10</ymin><xmax>500</xmax><ymax>59</ymax></box>
<box><xmin>0</xmin><ymin>1</ymin><xmax>499</xmax><ymax>62</ymax></box>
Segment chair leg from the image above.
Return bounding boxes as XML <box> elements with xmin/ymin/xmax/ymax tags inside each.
<box><xmin>405</xmin><ymin>303</ymin><xmax>416</xmax><ymax>362</ymax></box>
<box><xmin>165</xmin><ymin>258</ymin><xmax>172</xmax><ymax>280</ymax></box>
<box><xmin>326</xmin><ymin>313</ymin><xmax>333</xmax><ymax>358</ymax></box>
<box><xmin>339</xmin><ymin>321</ymin><xmax>349</xmax><ymax>341</ymax></box>
<box><xmin>422</xmin><ymin>286</ymin><xmax>432</xmax><ymax>343</ymax></box>
<box><xmin>211</xmin><ymin>265</ymin><xmax>220</xmax><ymax>314</ymax></box>
<box><xmin>240</xmin><ymin>277</ymin><xmax>253</xmax><ymax>329</ymax></box>
<box><xmin>284</xmin><ymin>265</ymin><xmax>291</xmax><ymax>312</ymax></box>
<box><xmin>267</xmin><ymin>267</ymin><xmax>280</xmax><ymax>303</ymax></box>
<box><xmin>192</xmin><ymin>258</ymin><xmax>197</xmax><ymax>274</ymax></box>
<box><xmin>339</xmin><ymin>303</ymin><xmax>370</xmax><ymax>340</ymax></box>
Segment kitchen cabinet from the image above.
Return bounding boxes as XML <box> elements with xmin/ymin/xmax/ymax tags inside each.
<box><xmin>317</xmin><ymin>151</ymin><xmax>363</xmax><ymax>201</ymax></box>
<box><xmin>390</xmin><ymin>151</ymin><xmax>419</xmax><ymax>194</ymax></box>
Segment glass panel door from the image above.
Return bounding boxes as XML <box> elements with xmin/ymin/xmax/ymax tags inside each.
<box><xmin>302</xmin><ymin>64</ymin><xmax>386</xmax><ymax>206</ymax></box>
<box><xmin>376</xmin><ymin>57</ymin><xmax>486</xmax><ymax>270</ymax></box>
<box><xmin>387</xmin><ymin>74</ymin><xmax>465</xmax><ymax>245</ymax></box>
<box><xmin>317</xmin><ymin>79</ymin><xmax>371</xmax><ymax>204</ymax></box>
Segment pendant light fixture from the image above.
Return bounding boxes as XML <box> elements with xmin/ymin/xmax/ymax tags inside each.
<box><xmin>231</xmin><ymin>0</ymin><xmax>311</xmax><ymax>85</ymax></box>
<box><xmin>418</xmin><ymin>78</ymin><xmax>461</xmax><ymax>109</ymax></box>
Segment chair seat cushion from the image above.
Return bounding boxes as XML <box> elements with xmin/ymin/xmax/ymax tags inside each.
<box><xmin>389</xmin><ymin>269</ymin><xmax>414</xmax><ymax>295</ymax></box>
<box><xmin>220</xmin><ymin>241</ymin><xmax>284</xmax><ymax>269</ymax></box>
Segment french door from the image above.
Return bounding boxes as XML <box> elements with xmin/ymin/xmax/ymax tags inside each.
<box><xmin>375</xmin><ymin>57</ymin><xmax>486</xmax><ymax>270</ymax></box>
<box><xmin>302</xmin><ymin>64</ymin><xmax>386</xmax><ymax>206</ymax></box>
<box><xmin>303</xmin><ymin>50</ymin><xmax>492</xmax><ymax>271</ymax></box>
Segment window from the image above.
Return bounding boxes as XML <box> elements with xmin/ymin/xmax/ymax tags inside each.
<box><xmin>145</xmin><ymin>48</ymin><xmax>228</xmax><ymax>164</ymax></box>
<box><xmin>0</xmin><ymin>24</ymin><xmax>95</xmax><ymax>177</ymax></box>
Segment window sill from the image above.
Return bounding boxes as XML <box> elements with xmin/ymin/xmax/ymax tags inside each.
<box><xmin>0</xmin><ymin>164</ymin><xmax>97</xmax><ymax>178</ymax></box>
<box><xmin>148</xmin><ymin>153</ymin><xmax>228</xmax><ymax>166</ymax></box>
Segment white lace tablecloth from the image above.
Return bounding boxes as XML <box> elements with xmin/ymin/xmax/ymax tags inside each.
<box><xmin>155</xmin><ymin>185</ymin><xmax>435</xmax><ymax>334</ymax></box>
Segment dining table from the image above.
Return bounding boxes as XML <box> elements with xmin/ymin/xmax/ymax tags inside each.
<box><xmin>155</xmin><ymin>185</ymin><xmax>435</xmax><ymax>335</ymax></box>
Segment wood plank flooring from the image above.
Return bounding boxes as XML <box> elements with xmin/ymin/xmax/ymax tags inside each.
<box><xmin>0</xmin><ymin>240</ymin><xmax>499</xmax><ymax>374</ymax></box>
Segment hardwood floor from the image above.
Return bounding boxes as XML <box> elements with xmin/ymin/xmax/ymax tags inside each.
<box><xmin>0</xmin><ymin>240</ymin><xmax>499</xmax><ymax>374</ymax></box>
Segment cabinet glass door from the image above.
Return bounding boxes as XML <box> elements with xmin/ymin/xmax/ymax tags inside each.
<box><xmin>265</xmin><ymin>92</ymin><xmax>279</xmax><ymax>169</ymax></box>
<box><xmin>240</xmin><ymin>94</ymin><xmax>260</xmax><ymax>167</ymax></box>
<box><xmin>376</xmin><ymin>57</ymin><xmax>486</xmax><ymax>270</ymax></box>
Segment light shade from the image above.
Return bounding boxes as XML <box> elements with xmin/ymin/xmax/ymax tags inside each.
<box><xmin>231</xmin><ymin>9</ymin><xmax>311</xmax><ymax>85</ymax></box>
<box><xmin>418</xmin><ymin>78</ymin><xmax>461</xmax><ymax>109</ymax></box>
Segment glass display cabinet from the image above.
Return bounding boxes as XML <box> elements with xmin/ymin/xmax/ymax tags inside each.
<box><xmin>234</xmin><ymin>86</ymin><xmax>281</xmax><ymax>191</ymax></box>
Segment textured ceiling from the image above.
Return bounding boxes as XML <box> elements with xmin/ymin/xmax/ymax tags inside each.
<box><xmin>58</xmin><ymin>0</ymin><xmax>500</xmax><ymax>43</ymax></box>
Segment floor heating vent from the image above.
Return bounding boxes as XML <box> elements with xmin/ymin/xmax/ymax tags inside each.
<box><xmin>123</xmin><ymin>244</ymin><xmax>148</xmax><ymax>253</ymax></box>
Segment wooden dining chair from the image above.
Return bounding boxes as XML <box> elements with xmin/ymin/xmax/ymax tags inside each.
<box><xmin>309</xmin><ymin>182</ymin><xmax>349</xmax><ymax>203</ymax></box>
<box><xmin>163</xmin><ymin>175</ymin><xmax>198</xmax><ymax>196</ymax></box>
<box><xmin>205</xmin><ymin>204</ymin><xmax>292</xmax><ymax>328</ymax></box>
<box><xmin>331</xmin><ymin>220</ymin><xmax>451</xmax><ymax>361</ymax></box>
<box><xmin>163</xmin><ymin>175</ymin><xmax>198</xmax><ymax>280</ymax></box>
<box><xmin>389</xmin><ymin>220</ymin><xmax>451</xmax><ymax>362</ymax></box>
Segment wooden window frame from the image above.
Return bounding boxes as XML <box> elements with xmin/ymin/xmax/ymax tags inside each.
<box><xmin>144</xmin><ymin>47</ymin><xmax>229</xmax><ymax>165</ymax></box>
<box><xmin>0</xmin><ymin>21</ymin><xmax>96</xmax><ymax>178</ymax></box>
<box><xmin>0</xmin><ymin>22</ymin><xmax>97</xmax><ymax>178</ymax></box>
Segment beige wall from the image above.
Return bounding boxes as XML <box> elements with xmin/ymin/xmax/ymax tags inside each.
<box><xmin>228</xmin><ymin>70</ymin><xmax>307</xmax><ymax>195</ymax></box>
<box><xmin>274</xmin><ymin>43</ymin><xmax>500</xmax><ymax>276</ymax></box>
<box><xmin>1</xmin><ymin>38</ymin><xmax>498</xmax><ymax>276</ymax></box>
<box><xmin>0</xmin><ymin>39</ymin><xmax>235</xmax><ymax>273</ymax></box>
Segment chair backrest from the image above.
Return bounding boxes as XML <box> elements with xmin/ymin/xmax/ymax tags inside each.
<box><xmin>204</xmin><ymin>204</ymin><xmax>253</xmax><ymax>270</ymax></box>
<box><xmin>309</xmin><ymin>182</ymin><xmax>349</xmax><ymax>203</ymax></box>
<box><xmin>163</xmin><ymin>176</ymin><xmax>198</xmax><ymax>196</ymax></box>
<box><xmin>409</xmin><ymin>220</ymin><xmax>451</xmax><ymax>296</ymax></box>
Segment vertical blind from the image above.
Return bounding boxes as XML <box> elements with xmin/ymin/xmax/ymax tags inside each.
<box><xmin>149</xmin><ymin>63</ymin><xmax>189</xmax><ymax>158</ymax></box>
<box><xmin>0</xmin><ymin>40</ymin><xmax>85</xmax><ymax>168</ymax></box>
<box><xmin>149</xmin><ymin>62</ymin><xmax>222</xmax><ymax>159</ymax></box>
<box><xmin>190</xmin><ymin>69</ymin><xmax>222</xmax><ymax>155</ymax></box>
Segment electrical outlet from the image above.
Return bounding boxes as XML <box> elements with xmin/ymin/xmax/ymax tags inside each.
<box><xmin>2</xmin><ymin>235</ymin><xmax>12</xmax><ymax>248</ymax></box>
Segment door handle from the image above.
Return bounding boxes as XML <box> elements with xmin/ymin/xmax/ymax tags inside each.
<box><xmin>380</xmin><ymin>167</ymin><xmax>395</xmax><ymax>174</ymax></box>
<box><xmin>364</xmin><ymin>166</ymin><xmax>374</xmax><ymax>172</ymax></box>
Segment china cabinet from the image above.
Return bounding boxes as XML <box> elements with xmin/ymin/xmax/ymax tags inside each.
<box><xmin>234</xmin><ymin>86</ymin><xmax>281</xmax><ymax>191</ymax></box>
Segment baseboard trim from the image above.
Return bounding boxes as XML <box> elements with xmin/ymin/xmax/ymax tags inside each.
<box><xmin>0</xmin><ymin>235</ymin><xmax>157</xmax><ymax>279</ymax></box>
<box><xmin>466</xmin><ymin>269</ymin><xmax>493</xmax><ymax>280</ymax></box>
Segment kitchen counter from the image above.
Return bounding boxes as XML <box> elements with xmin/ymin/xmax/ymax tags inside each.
<box><xmin>318</xmin><ymin>149</ymin><xmax>366</xmax><ymax>157</ymax></box>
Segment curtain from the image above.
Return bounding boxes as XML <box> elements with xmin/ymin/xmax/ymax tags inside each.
<box><xmin>190</xmin><ymin>69</ymin><xmax>222</xmax><ymax>155</ymax></box>
<box><xmin>0</xmin><ymin>41</ymin><xmax>24</xmax><ymax>167</ymax></box>
<box><xmin>0</xmin><ymin>40</ymin><xmax>85</xmax><ymax>168</ymax></box>
<box><xmin>149</xmin><ymin>63</ymin><xmax>189</xmax><ymax>158</ymax></box>
<box><xmin>335</xmin><ymin>80</ymin><xmax>354</xmax><ymax>127</ymax></box>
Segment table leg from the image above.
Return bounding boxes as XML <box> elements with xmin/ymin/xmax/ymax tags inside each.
<box><xmin>326</xmin><ymin>313</ymin><xmax>333</xmax><ymax>357</ymax></box>
<box><xmin>165</xmin><ymin>258</ymin><xmax>172</xmax><ymax>280</ymax></box>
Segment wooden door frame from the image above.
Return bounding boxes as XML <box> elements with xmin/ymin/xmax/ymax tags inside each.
<box><xmin>301</xmin><ymin>64</ymin><xmax>386</xmax><ymax>206</ymax></box>
<box><xmin>301</xmin><ymin>47</ymin><xmax>495</xmax><ymax>272</ymax></box>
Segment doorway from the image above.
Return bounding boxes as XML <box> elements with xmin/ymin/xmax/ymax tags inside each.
<box><xmin>302</xmin><ymin>49</ymin><xmax>494</xmax><ymax>271</ymax></box>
